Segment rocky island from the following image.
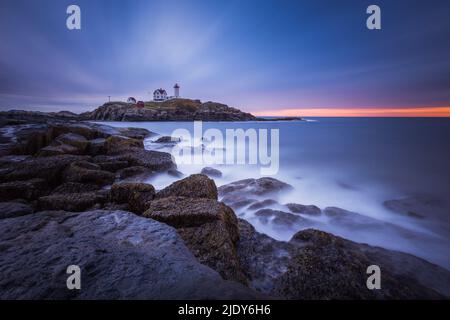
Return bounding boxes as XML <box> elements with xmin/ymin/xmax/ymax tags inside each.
<box><xmin>81</xmin><ymin>99</ymin><xmax>257</xmax><ymax>121</ymax></box>
<box><xmin>0</xmin><ymin>98</ymin><xmax>303</xmax><ymax>123</ymax></box>
<box><xmin>0</xmin><ymin>110</ymin><xmax>449</xmax><ymax>300</ymax></box>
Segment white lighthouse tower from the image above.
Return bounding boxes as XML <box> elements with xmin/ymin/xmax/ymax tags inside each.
<box><xmin>173</xmin><ymin>83</ymin><xmax>180</xmax><ymax>98</ymax></box>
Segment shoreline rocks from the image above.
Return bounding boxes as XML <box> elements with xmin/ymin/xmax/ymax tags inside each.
<box><xmin>156</xmin><ymin>174</ymin><xmax>218</xmax><ymax>200</ymax></box>
<box><xmin>0</xmin><ymin>210</ymin><xmax>262</xmax><ymax>299</ymax></box>
<box><xmin>0</xmin><ymin>112</ymin><xmax>449</xmax><ymax>300</ymax></box>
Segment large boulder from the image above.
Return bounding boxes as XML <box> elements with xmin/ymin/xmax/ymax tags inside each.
<box><xmin>113</xmin><ymin>148</ymin><xmax>175</xmax><ymax>172</ymax></box>
<box><xmin>5</xmin><ymin>124</ymin><xmax>53</xmax><ymax>155</ymax></box>
<box><xmin>116</xmin><ymin>166</ymin><xmax>153</xmax><ymax>181</ymax></box>
<box><xmin>383</xmin><ymin>195</ymin><xmax>446</xmax><ymax>220</ymax></box>
<box><xmin>38</xmin><ymin>191</ymin><xmax>108</xmax><ymax>212</ymax></box>
<box><xmin>37</xmin><ymin>132</ymin><xmax>90</xmax><ymax>157</ymax></box>
<box><xmin>156</xmin><ymin>174</ymin><xmax>218</xmax><ymax>200</ymax></box>
<box><xmin>248</xmin><ymin>199</ymin><xmax>279</xmax><ymax>211</ymax></box>
<box><xmin>37</xmin><ymin>132</ymin><xmax>89</xmax><ymax>157</ymax></box>
<box><xmin>322</xmin><ymin>207</ymin><xmax>418</xmax><ymax>237</ymax></box>
<box><xmin>254</xmin><ymin>209</ymin><xmax>305</xmax><ymax>226</ymax></box>
<box><xmin>0</xmin><ymin>210</ymin><xmax>261</xmax><ymax>299</ymax></box>
<box><xmin>273</xmin><ymin>229</ymin><xmax>449</xmax><ymax>299</ymax></box>
<box><xmin>201</xmin><ymin>167</ymin><xmax>223</xmax><ymax>178</ymax></box>
<box><xmin>236</xmin><ymin>222</ymin><xmax>450</xmax><ymax>299</ymax></box>
<box><xmin>117</xmin><ymin>127</ymin><xmax>154</xmax><ymax>140</ymax></box>
<box><xmin>237</xmin><ymin>219</ymin><xmax>295</xmax><ymax>293</ymax></box>
<box><xmin>50</xmin><ymin>123</ymin><xmax>104</xmax><ymax>140</ymax></box>
<box><xmin>285</xmin><ymin>203</ymin><xmax>321</xmax><ymax>216</ymax></box>
<box><xmin>143</xmin><ymin>196</ymin><xmax>247</xmax><ymax>284</ymax></box>
<box><xmin>63</xmin><ymin>161</ymin><xmax>115</xmax><ymax>186</ymax></box>
<box><xmin>154</xmin><ymin>136</ymin><xmax>181</xmax><ymax>144</ymax></box>
<box><xmin>110</xmin><ymin>183</ymin><xmax>156</xmax><ymax>214</ymax></box>
<box><xmin>54</xmin><ymin>133</ymin><xmax>89</xmax><ymax>151</ymax></box>
<box><xmin>105</xmin><ymin>135</ymin><xmax>144</xmax><ymax>154</ymax></box>
<box><xmin>218</xmin><ymin>177</ymin><xmax>293</xmax><ymax>210</ymax></box>
<box><xmin>219</xmin><ymin>177</ymin><xmax>292</xmax><ymax>198</ymax></box>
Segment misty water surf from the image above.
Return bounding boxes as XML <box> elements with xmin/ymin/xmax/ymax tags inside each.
<box><xmin>99</xmin><ymin>118</ymin><xmax>450</xmax><ymax>269</ymax></box>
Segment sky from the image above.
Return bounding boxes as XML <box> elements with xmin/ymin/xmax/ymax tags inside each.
<box><xmin>0</xmin><ymin>0</ymin><xmax>449</xmax><ymax>116</ymax></box>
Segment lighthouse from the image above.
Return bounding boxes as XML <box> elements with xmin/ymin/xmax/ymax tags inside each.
<box><xmin>174</xmin><ymin>83</ymin><xmax>180</xmax><ymax>98</ymax></box>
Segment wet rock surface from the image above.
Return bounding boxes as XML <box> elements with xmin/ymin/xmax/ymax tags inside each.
<box><xmin>0</xmin><ymin>210</ymin><xmax>261</xmax><ymax>299</ymax></box>
<box><xmin>255</xmin><ymin>209</ymin><xmax>304</xmax><ymax>226</ymax></box>
<box><xmin>63</xmin><ymin>161</ymin><xmax>116</xmax><ymax>186</ymax></box>
<box><xmin>110</xmin><ymin>182</ymin><xmax>156</xmax><ymax>214</ymax></box>
<box><xmin>238</xmin><ymin>225</ymin><xmax>450</xmax><ymax>299</ymax></box>
<box><xmin>248</xmin><ymin>199</ymin><xmax>279</xmax><ymax>211</ymax></box>
<box><xmin>201</xmin><ymin>166</ymin><xmax>223</xmax><ymax>178</ymax></box>
<box><xmin>38</xmin><ymin>191</ymin><xmax>108</xmax><ymax>212</ymax></box>
<box><xmin>383</xmin><ymin>195</ymin><xmax>446</xmax><ymax>220</ymax></box>
<box><xmin>156</xmin><ymin>174</ymin><xmax>218</xmax><ymax>200</ymax></box>
<box><xmin>273</xmin><ymin>229</ymin><xmax>449</xmax><ymax>299</ymax></box>
<box><xmin>285</xmin><ymin>203</ymin><xmax>321</xmax><ymax>216</ymax></box>
<box><xmin>143</xmin><ymin>196</ymin><xmax>247</xmax><ymax>284</ymax></box>
<box><xmin>154</xmin><ymin>136</ymin><xmax>181</xmax><ymax>143</ymax></box>
<box><xmin>219</xmin><ymin>177</ymin><xmax>293</xmax><ymax>198</ymax></box>
<box><xmin>0</xmin><ymin>201</ymin><xmax>34</xmax><ymax>219</ymax></box>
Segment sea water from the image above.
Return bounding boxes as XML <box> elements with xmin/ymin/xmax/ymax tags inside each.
<box><xmin>98</xmin><ymin>118</ymin><xmax>450</xmax><ymax>269</ymax></box>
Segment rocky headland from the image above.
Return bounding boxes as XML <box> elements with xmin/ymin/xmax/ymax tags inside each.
<box><xmin>0</xmin><ymin>99</ymin><xmax>302</xmax><ymax>123</ymax></box>
<box><xmin>0</xmin><ymin>111</ymin><xmax>448</xmax><ymax>300</ymax></box>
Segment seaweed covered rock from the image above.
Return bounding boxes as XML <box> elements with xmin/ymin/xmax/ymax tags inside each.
<box><xmin>63</xmin><ymin>161</ymin><xmax>115</xmax><ymax>186</ymax></box>
<box><xmin>110</xmin><ymin>182</ymin><xmax>156</xmax><ymax>214</ymax></box>
<box><xmin>156</xmin><ymin>174</ymin><xmax>218</xmax><ymax>200</ymax></box>
<box><xmin>272</xmin><ymin>229</ymin><xmax>448</xmax><ymax>299</ymax></box>
<box><xmin>143</xmin><ymin>196</ymin><xmax>246</xmax><ymax>284</ymax></box>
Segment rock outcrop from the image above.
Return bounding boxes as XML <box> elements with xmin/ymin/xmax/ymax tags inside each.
<box><xmin>0</xmin><ymin>210</ymin><xmax>261</xmax><ymax>299</ymax></box>
<box><xmin>201</xmin><ymin>167</ymin><xmax>223</xmax><ymax>178</ymax></box>
<box><xmin>143</xmin><ymin>196</ymin><xmax>247</xmax><ymax>284</ymax></box>
<box><xmin>237</xmin><ymin>221</ymin><xmax>450</xmax><ymax>299</ymax></box>
<box><xmin>110</xmin><ymin>182</ymin><xmax>156</xmax><ymax>214</ymax></box>
<box><xmin>156</xmin><ymin>174</ymin><xmax>218</xmax><ymax>200</ymax></box>
<box><xmin>0</xmin><ymin>115</ymin><xmax>175</xmax><ymax>215</ymax></box>
<box><xmin>81</xmin><ymin>99</ymin><xmax>256</xmax><ymax>122</ymax></box>
<box><xmin>218</xmin><ymin>177</ymin><xmax>293</xmax><ymax>211</ymax></box>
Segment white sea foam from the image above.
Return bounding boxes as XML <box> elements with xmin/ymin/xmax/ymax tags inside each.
<box><xmin>100</xmin><ymin>119</ymin><xmax>450</xmax><ymax>269</ymax></box>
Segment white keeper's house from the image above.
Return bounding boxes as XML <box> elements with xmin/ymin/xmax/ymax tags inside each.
<box><xmin>153</xmin><ymin>83</ymin><xmax>180</xmax><ymax>102</ymax></box>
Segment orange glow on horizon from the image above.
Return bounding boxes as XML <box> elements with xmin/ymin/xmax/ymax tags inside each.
<box><xmin>253</xmin><ymin>107</ymin><xmax>450</xmax><ymax>117</ymax></box>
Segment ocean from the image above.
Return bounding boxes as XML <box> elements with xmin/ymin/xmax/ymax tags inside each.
<box><xmin>98</xmin><ymin>118</ymin><xmax>450</xmax><ymax>269</ymax></box>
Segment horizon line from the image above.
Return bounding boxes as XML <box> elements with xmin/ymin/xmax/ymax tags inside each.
<box><xmin>252</xmin><ymin>106</ymin><xmax>450</xmax><ymax>118</ymax></box>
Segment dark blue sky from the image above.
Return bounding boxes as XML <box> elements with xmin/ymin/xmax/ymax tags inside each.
<box><xmin>0</xmin><ymin>0</ymin><xmax>449</xmax><ymax>114</ymax></box>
